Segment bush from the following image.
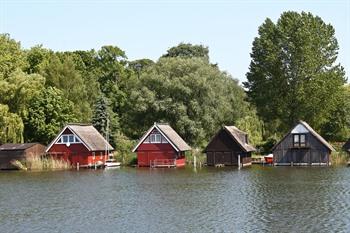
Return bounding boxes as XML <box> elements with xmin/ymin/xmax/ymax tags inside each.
<box><xmin>114</xmin><ymin>133</ymin><xmax>137</xmax><ymax>165</ymax></box>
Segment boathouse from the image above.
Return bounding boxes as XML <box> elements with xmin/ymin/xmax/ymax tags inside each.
<box><xmin>46</xmin><ymin>124</ymin><xmax>113</xmax><ymax>167</ymax></box>
<box><xmin>132</xmin><ymin>123</ymin><xmax>191</xmax><ymax>167</ymax></box>
<box><xmin>0</xmin><ymin>143</ymin><xmax>46</xmax><ymax>170</ymax></box>
<box><xmin>272</xmin><ymin>121</ymin><xmax>334</xmax><ymax>166</ymax></box>
<box><xmin>204</xmin><ymin>126</ymin><xmax>256</xmax><ymax>167</ymax></box>
<box><xmin>343</xmin><ymin>139</ymin><xmax>350</xmax><ymax>154</ymax></box>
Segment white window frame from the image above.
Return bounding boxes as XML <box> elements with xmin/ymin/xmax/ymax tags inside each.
<box><xmin>57</xmin><ymin>134</ymin><xmax>81</xmax><ymax>144</ymax></box>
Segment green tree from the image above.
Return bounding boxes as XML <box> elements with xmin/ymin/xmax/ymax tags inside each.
<box><xmin>0</xmin><ymin>34</ymin><xmax>27</xmax><ymax>78</ymax></box>
<box><xmin>0</xmin><ymin>104</ymin><xmax>24</xmax><ymax>144</ymax></box>
<box><xmin>40</xmin><ymin>54</ymin><xmax>91</xmax><ymax>122</ymax></box>
<box><xmin>91</xmin><ymin>95</ymin><xmax>119</xmax><ymax>146</ymax></box>
<box><xmin>25</xmin><ymin>45</ymin><xmax>51</xmax><ymax>74</ymax></box>
<box><xmin>122</xmin><ymin>57</ymin><xmax>253</xmax><ymax>146</ymax></box>
<box><xmin>24</xmin><ymin>87</ymin><xmax>77</xmax><ymax>144</ymax></box>
<box><xmin>0</xmin><ymin>70</ymin><xmax>45</xmax><ymax>119</ymax></box>
<box><xmin>244</xmin><ymin>11</ymin><xmax>347</xmax><ymax>137</ymax></box>
<box><xmin>162</xmin><ymin>43</ymin><xmax>209</xmax><ymax>61</ymax></box>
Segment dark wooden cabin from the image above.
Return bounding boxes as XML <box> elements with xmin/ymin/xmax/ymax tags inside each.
<box><xmin>46</xmin><ymin>124</ymin><xmax>114</xmax><ymax>167</ymax></box>
<box><xmin>204</xmin><ymin>126</ymin><xmax>256</xmax><ymax>167</ymax></box>
<box><xmin>0</xmin><ymin>143</ymin><xmax>46</xmax><ymax>170</ymax></box>
<box><xmin>272</xmin><ymin>121</ymin><xmax>335</xmax><ymax>166</ymax></box>
<box><xmin>343</xmin><ymin>139</ymin><xmax>350</xmax><ymax>154</ymax></box>
<box><xmin>132</xmin><ymin>123</ymin><xmax>191</xmax><ymax>167</ymax></box>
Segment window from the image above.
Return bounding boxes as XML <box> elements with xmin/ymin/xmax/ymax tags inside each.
<box><xmin>150</xmin><ymin>134</ymin><xmax>161</xmax><ymax>143</ymax></box>
<box><xmin>57</xmin><ymin>134</ymin><xmax>81</xmax><ymax>144</ymax></box>
<box><xmin>293</xmin><ymin>134</ymin><xmax>306</xmax><ymax>147</ymax></box>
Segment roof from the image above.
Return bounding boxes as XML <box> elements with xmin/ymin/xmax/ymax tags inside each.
<box><xmin>46</xmin><ymin>124</ymin><xmax>114</xmax><ymax>152</ymax></box>
<box><xmin>0</xmin><ymin>143</ymin><xmax>42</xmax><ymax>151</ymax></box>
<box><xmin>223</xmin><ymin>126</ymin><xmax>256</xmax><ymax>152</ymax></box>
<box><xmin>204</xmin><ymin>126</ymin><xmax>256</xmax><ymax>152</ymax></box>
<box><xmin>132</xmin><ymin>123</ymin><xmax>191</xmax><ymax>152</ymax></box>
<box><xmin>272</xmin><ymin>120</ymin><xmax>335</xmax><ymax>151</ymax></box>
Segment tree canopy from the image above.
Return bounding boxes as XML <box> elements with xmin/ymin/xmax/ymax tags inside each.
<box><xmin>244</xmin><ymin>11</ymin><xmax>347</xmax><ymax>139</ymax></box>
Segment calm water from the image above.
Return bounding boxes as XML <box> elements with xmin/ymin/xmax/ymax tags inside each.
<box><xmin>1</xmin><ymin>165</ymin><xmax>350</xmax><ymax>233</ymax></box>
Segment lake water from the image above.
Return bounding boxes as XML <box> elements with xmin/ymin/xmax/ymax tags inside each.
<box><xmin>1</xmin><ymin>165</ymin><xmax>349</xmax><ymax>233</ymax></box>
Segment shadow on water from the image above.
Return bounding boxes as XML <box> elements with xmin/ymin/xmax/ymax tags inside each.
<box><xmin>1</xmin><ymin>165</ymin><xmax>350</xmax><ymax>232</ymax></box>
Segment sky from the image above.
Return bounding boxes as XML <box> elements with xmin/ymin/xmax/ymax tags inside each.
<box><xmin>1</xmin><ymin>0</ymin><xmax>349</xmax><ymax>83</ymax></box>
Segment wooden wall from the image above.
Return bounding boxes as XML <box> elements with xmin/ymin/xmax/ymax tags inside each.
<box><xmin>205</xmin><ymin>129</ymin><xmax>250</xmax><ymax>166</ymax></box>
<box><xmin>273</xmin><ymin>133</ymin><xmax>330</xmax><ymax>165</ymax></box>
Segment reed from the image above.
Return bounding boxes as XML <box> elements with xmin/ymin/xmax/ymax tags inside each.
<box><xmin>186</xmin><ymin>148</ymin><xmax>206</xmax><ymax>166</ymax></box>
<box><xmin>11</xmin><ymin>156</ymin><xmax>72</xmax><ymax>171</ymax></box>
<box><xmin>331</xmin><ymin>151</ymin><xmax>349</xmax><ymax>166</ymax></box>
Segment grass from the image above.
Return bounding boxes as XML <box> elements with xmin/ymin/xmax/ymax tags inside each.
<box><xmin>11</xmin><ymin>156</ymin><xmax>72</xmax><ymax>171</ymax></box>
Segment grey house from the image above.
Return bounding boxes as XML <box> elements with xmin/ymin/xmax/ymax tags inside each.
<box><xmin>272</xmin><ymin>121</ymin><xmax>334</xmax><ymax>166</ymax></box>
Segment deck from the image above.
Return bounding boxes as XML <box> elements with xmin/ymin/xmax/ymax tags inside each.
<box><xmin>150</xmin><ymin>159</ymin><xmax>176</xmax><ymax>168</ymax></box>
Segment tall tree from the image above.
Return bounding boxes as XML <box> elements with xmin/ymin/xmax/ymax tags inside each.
<box><xmin>24</xmin><ymin>87</ymin><xmax>77</xmax><ymax>144</ymax></box>
<box><xmin>91</xmin><ymin>95</ymin><xmax>119</xmax><ymax>146</ymax></box>
<box><xmin>40</xmin><ymin>54</ymin><xmax>91</xmax><ymax>122</ymax></box>
<box><xmin>244</xmin><ymin>11</ymin><xmax>347</xmax><ymax>137</ymax></box>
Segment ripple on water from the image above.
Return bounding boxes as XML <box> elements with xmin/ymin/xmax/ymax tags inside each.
<box><xmin>1</xmin><ymin>166</ymin><xmax>350</xmax><ymax>232</ymax></box>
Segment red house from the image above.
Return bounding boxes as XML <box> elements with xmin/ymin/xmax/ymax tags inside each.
<box><xmin>132</xmin><ymin>123</ymin><xmax>191</xmax><ymax>167</ymax></box>
<box><xmin>46</xmin><ymin>124</ymin><xmax>114</xmax><ymax>167</ymax></box>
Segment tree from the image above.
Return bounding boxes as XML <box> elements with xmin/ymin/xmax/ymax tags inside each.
<box><xmin>24</xmin><ymin>87</ymin><xmax>77</xmax><ymax>144</ymax></box>
<box><xmin>91</xmin><ymin>95</ymin><xmax>119</xmax><ymax>147</ymax></box>
<box><xmin>40</xmin><ymin>54</ymin><xmax>91</xmax><ymax>122</ymax></box>
<box><xmin>244</xmin><ymin>11</ymin><xmax>347</xmax><ymax>137</ymax></box>
<box><xmin>162</xmin><ymin>43</ymin><xmax>209</xmax><ymax>62</ymax></box>
<box><xmin>25</xmin><ymin>45</ymin><xmax>51</xmax><ymax>74</ymax></box>
<box><xmin>0</xmin><ymin>104</ymin><xmax>24</xmax><ymax>144</ymax></box>
<box><xmin>0</xmin><ymin>70</ymin><xmax>45</xmax><ymax>119</ymax></box>
<box><xmin>0</xmin><ymin>34</ymin><xmax>27</xmax><ymax>78</ymax></box>
<box><xmin>121</xmin><ymin>57</ymin><xmax>253</xmax><ymax>146</ymax></box>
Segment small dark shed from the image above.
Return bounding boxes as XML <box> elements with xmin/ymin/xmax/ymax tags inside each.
<box><xmin>272</xmin><ymin>121</ymin><xmax>335</xmax><ymax>166</ymax></box>
<box><xmin>204</xmin><ymin>126</ymin><xmax>256</xmax><ymax>167</ymax></box>
<box><xmin>343</xmin><ymin>139</ymin><xmax>350</xmax><ymax>154</ymax></box>
<box><xmin>0</xmin><ymin>143</ymin><xmax>46</xmax><ymax>170</ymax></box>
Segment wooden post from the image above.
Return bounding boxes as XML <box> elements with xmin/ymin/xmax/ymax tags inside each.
<box><xmin>238</xmin><ymin>155</ymin><xmax>241</xmax><ymax>169</ymax></box>
<box><xmin>94</xmin><ymin>163</ymin><xmax>97</xmax><ymax>170</ymax></box>
<box><xmin>77</xmin><ymin>162</ymin><xmax>79</xmax><ymax>171</ymax></box>
<box><xmin>194</xmin><ymin>154</ymin><xmax>197</xmax><ymax>168</ymax></box>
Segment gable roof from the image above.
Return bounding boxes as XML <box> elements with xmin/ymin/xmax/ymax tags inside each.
<box><xmin>272</xmin><ymin>120</ymin><xmax>335</xmax><ymax>151</ymax></box>
<box><xmin>46</xmin><ymin>124</ymin><xmax>114</xmax><ymax>152</ymax></box>
<box><xmin>0</xmin><ymin>143</ymin><xmax>42</xmax><ymax>151</ymax></box>
<box><xmin>343</xmin><ymin>139</ymin><xmax>350</xmax><ymax>152</ymax></box>
<box><xmin>223</xmin><ymin>126</ymin><xmax>256</xmax><ymax>152</ymax></box>
<box><xmin>132</xmin><ymin>123</ymin><xmax>191</xmax><ymax>152</ymax></box>
<box><xmin>204</xmin><ymin>126</ymin><xmax>256</xmax><ymax>152</ymax></box>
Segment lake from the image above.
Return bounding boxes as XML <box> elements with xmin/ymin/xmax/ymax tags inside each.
<box><xmin>1</xmin><ymin>165</ymin><xmax>349</xmax><ymax>233</ymax></box>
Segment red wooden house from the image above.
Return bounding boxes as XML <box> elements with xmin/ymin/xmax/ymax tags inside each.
<box><xmin>132</xmin><ymin>123</ymin><xmax>191</xmax><ymax>167</ymax></box>
<box><xmin>46</xmin><ymin>124</ymin><xmax>113</xmax><ymax>167</ymax></box>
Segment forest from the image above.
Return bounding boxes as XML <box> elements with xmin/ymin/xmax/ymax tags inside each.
<box><xmin>0</xmin><ymin>11</ymin><xmax>349</xmax><ymax>158</ymax></box>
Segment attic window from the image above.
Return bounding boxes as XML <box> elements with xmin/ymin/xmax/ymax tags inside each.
<box><xmin>57</xmin><ymin>134</ymin><xmax>81</xmax><ymax>144</ymax></box>
<box><xmin>150</xmin><ymin>134</ymin><xmax>161</xmax><ymax>143</ymax></box>
<box><xmin>293</xmin><ymin>134</ymin><xmax>306</xmax><ymax>147</ymax></box>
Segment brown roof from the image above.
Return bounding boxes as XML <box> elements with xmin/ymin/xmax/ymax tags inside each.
<box><xmin>132</xmin><ymin>123</ymin><xmax>191</xmax><ymax>152</ymax></box>
<box><xmin>223</xmin><ymin>126</ymin><xmax>256</xmax><ymax>152</ymax></box>
<box><xmin>272</xmin><ymin>121</ymin><xmax>335</xmax><ymax>151</ymax></box>
<box><xmin>46</xmin><ymin>124</ymin><xmax>113</xmax><ymax>152</ymax></box>
<box><xmin>0</xmin><ymin>143</ymin><xmax>41</xmax><ymax>151</ymax></box>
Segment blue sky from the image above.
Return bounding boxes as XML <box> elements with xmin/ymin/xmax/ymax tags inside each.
<box><xmin>1</xmin><ymin>0</ymin><xmax>349</xmax><ymax>83</ymax></box>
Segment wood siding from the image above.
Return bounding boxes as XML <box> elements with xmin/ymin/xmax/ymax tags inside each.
<box><xmin>205</xmin><ymin>129</ymin><xmax>251</xmax><ymax>166</ymax></box>
<box><xmin>136</xmin><ymin>143</ymin><xmax>186</xmax><ymax>167</ymax></box>
<box><xmin>273</xmin><ymin>132</ymin><xmax>331</xmax><ymax>165</ymax></box>
<box><xmin>0</xmin><ymin>144</ymin><xmax>46</xmax><ymax>170</ymax></box>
